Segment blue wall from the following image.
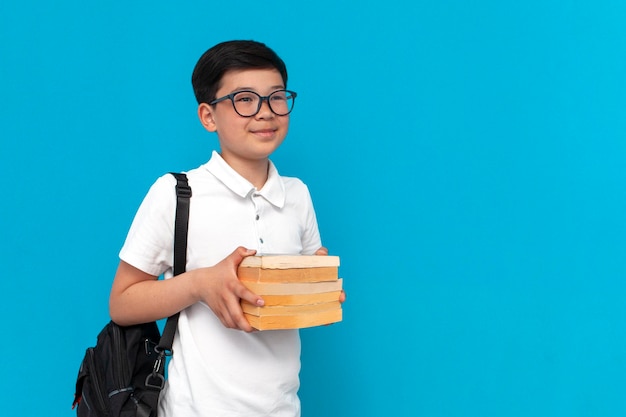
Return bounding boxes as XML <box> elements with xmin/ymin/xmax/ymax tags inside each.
<box><xmin>2</xmin><ymin>1</ymin><xmax>626</xmax><ymax>416</ymax></box>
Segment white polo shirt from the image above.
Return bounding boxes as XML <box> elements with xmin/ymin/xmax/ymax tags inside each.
<box><xmin>119</xmin><ymin>151</ymin><xmax>322</xmax><ymax>417</ymax></box>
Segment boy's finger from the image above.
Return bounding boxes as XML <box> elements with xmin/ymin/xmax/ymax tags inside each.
<box><xmin>238</xmin><ymin>285</ymin><xmax>264</xmax><ymax>307</ymax></box>
<box><xmin>228</xmin><ymin>295</ymin><xmax>256</xmax><ymax>332</ymax></box>
<box><xmin>230</xmin><ymin>247</ymin><xmax>257</xmax><ymax>268</ymax></box>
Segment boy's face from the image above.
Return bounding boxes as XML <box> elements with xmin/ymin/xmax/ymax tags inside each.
<box><xmin>198</xmin><ymin>68</ymin><xmax>290</xmax><ymax>167</ymax></box>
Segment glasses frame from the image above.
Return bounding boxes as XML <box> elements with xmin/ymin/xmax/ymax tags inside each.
<box><xmin>208</xmin><ymin>89</ymin><xmax>297</xmax><ymax>117</ymax></box>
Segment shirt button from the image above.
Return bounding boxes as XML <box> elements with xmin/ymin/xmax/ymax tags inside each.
<box><xmin>256</xmin><ymin>214</ymin><xmax>260</xmax><ymax>220</ymax></box>
<box><xmin>259</xmin><ymin>238</ymin><xmax>264</xmax><ymax>244</ymax></box>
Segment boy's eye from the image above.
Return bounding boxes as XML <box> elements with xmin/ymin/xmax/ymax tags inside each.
<box><xmin>234</xmin><ymin>93</ymin><xmax>257</xmax><ymax>103</ymax></box>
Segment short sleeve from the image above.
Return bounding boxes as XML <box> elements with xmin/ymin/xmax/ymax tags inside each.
<box><xmin>298</xmin><ymin>183</ymin><xmax>322</xmax><ymax>255</ymax></box>
<box><xmin>119</xmin><ymin>174</ymin><xmax>177</xmax><ymax>277</ymax></box>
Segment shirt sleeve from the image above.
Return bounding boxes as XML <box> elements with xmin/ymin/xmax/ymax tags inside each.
<box><xmin>119</xmin><ymin>174</ymin><xmax>177</xmax><ymax>277</ymax></box>
<box><xmin>299</xmin><ymin>183</ymin><xmax>323</xmax><ymax>255</ymax></box>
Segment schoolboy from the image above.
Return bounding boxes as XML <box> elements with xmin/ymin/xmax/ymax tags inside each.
<box><xmin>108</xmin><ymin>40</ymin><xmax>343</xmax><ymax>416</ymax></box>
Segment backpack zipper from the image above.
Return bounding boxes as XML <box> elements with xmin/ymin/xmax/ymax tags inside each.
<box><xmin>86</xmin><ymin>347</ymin><xmax>108</xmax><ymax>413</ymax></box>
<box><xmin>111</xmin><ymin>324</ymin><xmax>131</xmax><ymax>391</ymax></box>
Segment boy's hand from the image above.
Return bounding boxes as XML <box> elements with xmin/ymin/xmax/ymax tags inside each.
<box><xmin>196</xmin><ymin>246</ymin><xmax>263</xmax><ymax>332</ymax></box>
<box><xmin>314</xmin><ymin>246</ymin><xmax>329</xmax><ymax>256</ymax></box>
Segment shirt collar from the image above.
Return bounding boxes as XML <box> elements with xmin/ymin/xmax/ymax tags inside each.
<box><xmin>205</xmin><ymin>151</ymin><xmax>285</xmax><ymax>208</ymax></box>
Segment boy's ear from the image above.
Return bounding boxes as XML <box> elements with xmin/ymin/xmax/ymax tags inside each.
<box><xmin>198</xmin><ymin>103</ymin><xmax>217</xmax><ymax>132</ymax></box>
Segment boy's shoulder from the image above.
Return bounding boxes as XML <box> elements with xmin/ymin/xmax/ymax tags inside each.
<box><xmin>145</xmin><ymin>164</ymin><xmax>211</xmax><ymax>196</ymax></box>
<box><xmin>159</xmin><ymin>162</ymin><xmax>212</xmax><ymax>184</ymax></box>
<box><xmin>280</xmin><ymin>174</ymin><xmax>305</xmax><ymax>186</ymax></box>
<box><xmin>280</xmin><ymin>175</ymin><xmax>317</xmax><ymax>204</ymax></box>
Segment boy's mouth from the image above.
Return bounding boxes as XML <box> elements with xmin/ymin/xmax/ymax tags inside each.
<box><xmin>251</xmin><ymin>128</ymin><xmax>277</xmax><ymax>137</ymax></box>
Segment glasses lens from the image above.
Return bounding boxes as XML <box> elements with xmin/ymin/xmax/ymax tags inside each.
<box><xmin>232</xmin><ymin>91</ymin><xmax>261</xmax><ymax>117</ymax></box>
<box><xmin>269</xmin><ymin>90</ymin><xmax>295</xmax><ymax>116</ymax></box>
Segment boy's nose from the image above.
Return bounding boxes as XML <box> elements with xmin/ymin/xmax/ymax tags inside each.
<box><xmin>256</xmin><ymin>98</ymin><xmax>274</xmax><ymax>118</ymax></box>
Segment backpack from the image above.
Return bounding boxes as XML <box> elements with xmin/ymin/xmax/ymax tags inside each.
<box><xmin>73</xmin><ymin>322</ymin><xmax>164</xmax><ymax>417</ymax></box>
<box><xmin>72</xmin><ymin>173</ymin><xmax>191</xmax><ymax>417</ymax></box>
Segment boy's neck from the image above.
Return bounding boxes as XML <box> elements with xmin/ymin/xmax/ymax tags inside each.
<box><xmin>220</xmin><ymin>153</ymin><xmax>269</xmax><ymax>190</ymax></box>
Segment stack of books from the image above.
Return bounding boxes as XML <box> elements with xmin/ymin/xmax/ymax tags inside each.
<box><xmin>238</xmin><ymin>255</ymin><xmax>343</xmax><ymax>330</ymax></box>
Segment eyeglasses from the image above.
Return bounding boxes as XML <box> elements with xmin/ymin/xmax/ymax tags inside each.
<box><xmin>209</xmin><ymin>89</ymin><xmax>297</xmax><ymax>117</ymax></box>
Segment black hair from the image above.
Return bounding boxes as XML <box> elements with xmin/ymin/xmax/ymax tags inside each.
<box><xmin>191</xmin><ymin>40</ymin><xmax>288</xmax><ymax>104</ymax></box>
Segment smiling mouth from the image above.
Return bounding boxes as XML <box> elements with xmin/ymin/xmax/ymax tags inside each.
<box><xmin>252</xmin><ymin>129</ymin><xmax>277</xmax><ymax>137</ymax></box>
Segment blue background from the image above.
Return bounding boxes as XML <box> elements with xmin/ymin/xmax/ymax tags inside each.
<box><xmin>1</xmin><ymin>1</ymin><xmax>626</xmax><ymax>416</ymax></box>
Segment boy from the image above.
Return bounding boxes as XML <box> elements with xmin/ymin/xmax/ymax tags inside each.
<box><xmin>108</xmin><ymin>40</ymin><xmax>343</xmax><ymax>416</ymax></box>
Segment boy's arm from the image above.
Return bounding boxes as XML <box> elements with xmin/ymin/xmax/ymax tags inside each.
<box><xmin>109</xmin><ymin>246</ymin><xmax>264</xmax><ymax>332</ymax></box>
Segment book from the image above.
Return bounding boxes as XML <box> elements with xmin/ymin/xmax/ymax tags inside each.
<box><xmin>239</xmin><ymin>255</ymin><xmax>344</xmax><ymax>330</ymax></box>
<box><xmin>242</xmin><ymin>300</ymin><xmax>341</xmax><ymax>316</ymax></box>
<box><xmin>238</xmin><ymin>266</ymin><xmax>338</xmax><ymax>283</ymax></box>
<box><xmin>242</xmin><ymin>279</ymin><xmax>343</xmax><ymax>296</ymax></box>
<box><xmin>244</xmin><ymin>307</ymin><xmax>342</xmax><ymax>330</ymax></box>
<box><xmin>240</xmin><ymin>255</ymin><xmax>340</xmax><ymax>269</ymax></box>
<box><xmin>256</xmin><ymin>291</ymin><xmax>343</xmax><ymax>306</ymax></box>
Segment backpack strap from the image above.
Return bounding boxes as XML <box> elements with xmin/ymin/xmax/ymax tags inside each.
<box><xmin>157</xmin><ymin>172</ymin><xmax>192</xmax><ymax>353</ymax></box>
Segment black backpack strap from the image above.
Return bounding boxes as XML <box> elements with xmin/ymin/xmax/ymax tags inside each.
<box><xmin>157</xmin><ymin>172</ymin><xmax>192</xmax><ymax>353</ymax></box>
<box><xmin>170</xmin><ymin>172</ymin><xmax>192</xmax><ymax>277</ymax></box>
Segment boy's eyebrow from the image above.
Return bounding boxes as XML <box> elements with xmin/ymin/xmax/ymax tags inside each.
<box><xmin>229</xmin><ymin>85</ymin><xmax>285</xmax><ymax>93</ymax></box>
